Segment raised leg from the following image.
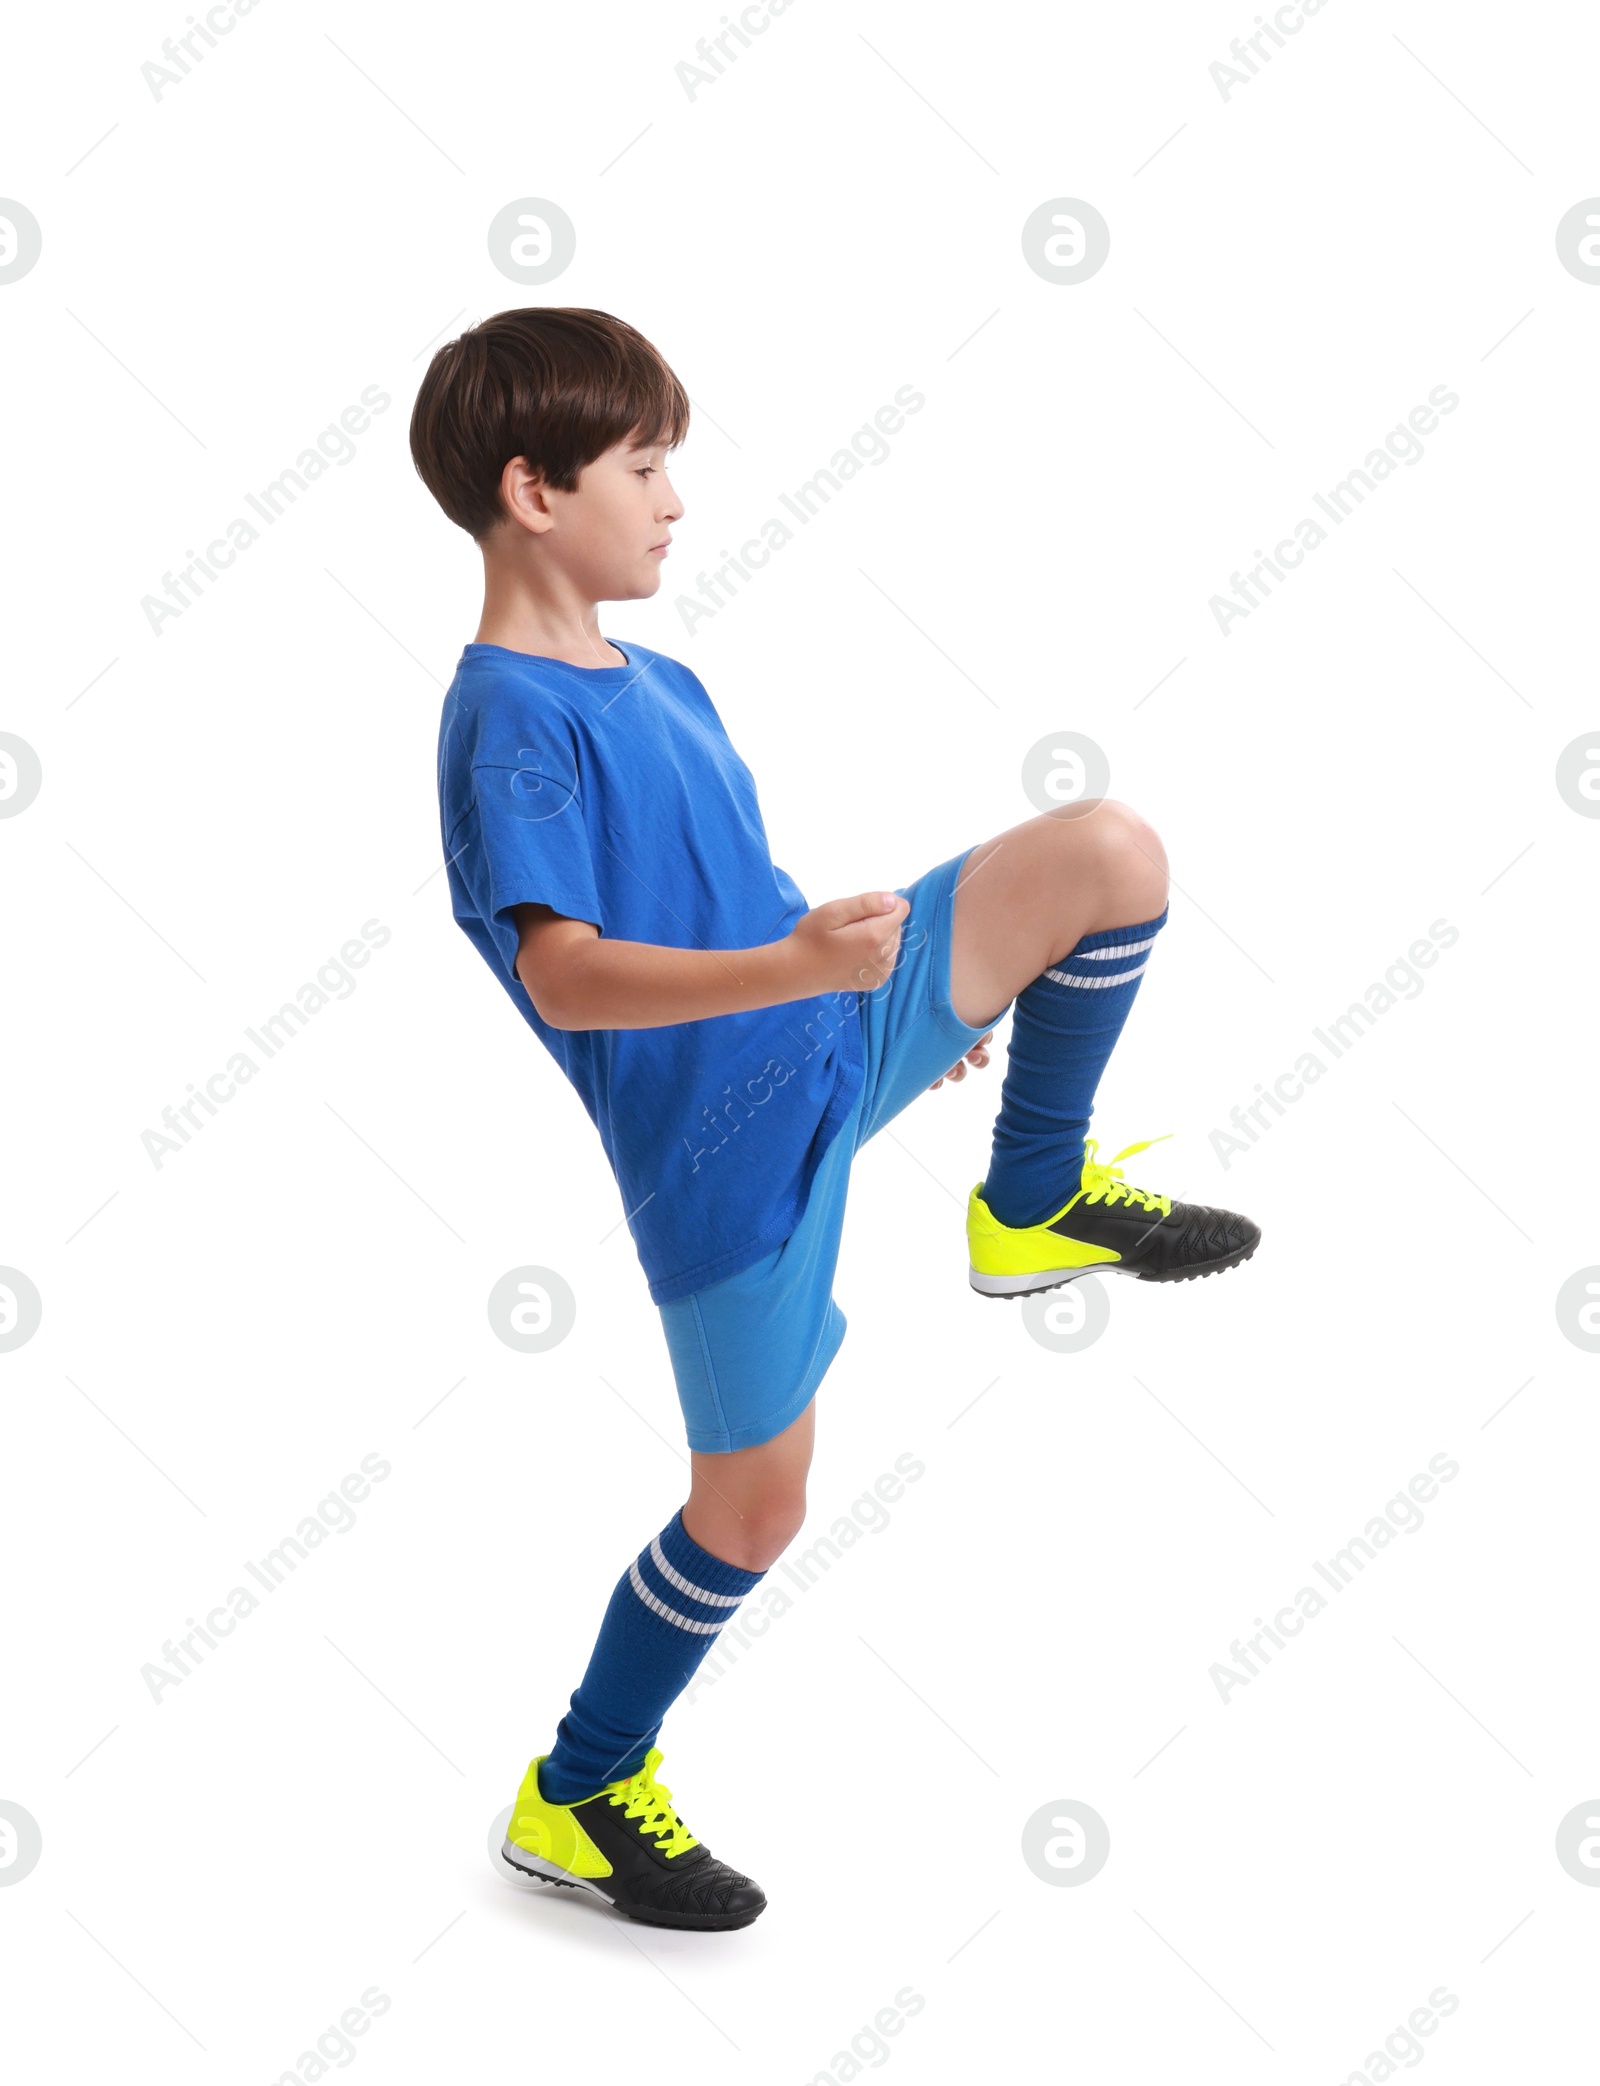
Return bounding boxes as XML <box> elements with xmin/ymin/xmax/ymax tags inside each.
<box><xmin>949</xmin><ymin>800</ymin><xmax>1169</xmax><ymax>1031</ymax></box>
<box><xmin>949</xmin><ymin>800</ymin><xmax>1261</xmax><ymax>1288</ymax></box>
<box><xmin>950</xmin><ymin>801</ymin><xmax>1170</xmax><ymax>1231</ymax></box>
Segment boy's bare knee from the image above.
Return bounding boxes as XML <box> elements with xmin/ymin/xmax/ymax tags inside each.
<box><xmin>1088</xmin><ymin>797</ymin><xmax>1163</xmax><ymax>865</ymax></box>
<box><xmin>1109</xmin><ymin>800</ymin><xmax>1167</xmax><ymax>889</ymax></box>
<box><xmin>718</xmin><ymin>1494</ymin><xmax>807</xmax><ymax>1572</ymax></box>
<box><xmin>686</xmin><ymin>1466</ymin><xmax>809</xmax><ymax>1571</ymax></box>
<box><xmin>1049</xmin><ymin>798</ymin><xmax>1167</xmax><ymax>919</ymax></box>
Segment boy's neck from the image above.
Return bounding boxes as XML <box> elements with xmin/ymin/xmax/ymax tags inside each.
<box><xmin>475</xmin><ymin>560</ymin><xmax>623</xmax><ymax>669</ymax></box>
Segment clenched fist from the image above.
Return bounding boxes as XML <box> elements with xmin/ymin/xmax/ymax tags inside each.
<box><xmin>784</xmin><ymin>890</ymin><xmax>911</xmax><ymax>996</ymax></box>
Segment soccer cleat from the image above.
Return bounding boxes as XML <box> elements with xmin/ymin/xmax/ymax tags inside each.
<box><xmin>968</xmin><ymin>1135</ymin><xmax>1260</xmax><ymax>1299</ymax></box>
<box><xmin>499</xmin><ymin>1746</ymin><xmax>766</xmax><ymax>1931</ymax></box>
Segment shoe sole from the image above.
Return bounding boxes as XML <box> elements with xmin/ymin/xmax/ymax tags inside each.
<box><xmin>499</xmin><ymin>1839</ymin><xmax>765</xmax><ymax>1931</ymax></box>
<box><xmin>969</xmin><ymin>1237</ymin><xmax>1259</xmax><ymax>1298</ymax></box>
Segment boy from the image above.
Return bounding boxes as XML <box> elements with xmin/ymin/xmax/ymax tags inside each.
<box><xmin>412</xmin><ymin>308</ymin><xmax>1260</xmax><ymax>1932</ymax></box>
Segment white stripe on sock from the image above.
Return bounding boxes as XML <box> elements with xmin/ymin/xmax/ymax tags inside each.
<box><xmin>1072</xmin><ymin>933</ymin><xmax>1160</xmax><ymax>960</ymax></box>
<box><xmin>1044</xmin><ymin>959</ymin><xmax>1150</xmax><ymax>990</ymax></box>
<box><xmin>629</xmin><ymin>1560</ymin><xmax>726</xmax><ymax>1635</ymax></box>
<box><xmin>649</xmin><ymin>1535</ymin><xmax>744</xmax><ymax>1607</ymax></box>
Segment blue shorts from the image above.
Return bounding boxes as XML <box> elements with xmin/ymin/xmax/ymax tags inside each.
<box><xmin>657</xmin><ymin>848</ymin><xmax>1005</xmax><ymax>1454</ymax></box>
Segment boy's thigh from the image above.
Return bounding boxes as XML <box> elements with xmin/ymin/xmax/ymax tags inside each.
<box><xmin>657</xmin><ymin>846</ymin><xmax>1010</xmax><ymax>1451</ymax></box>
<box><xmin>657</xmin><ymin>1103</ymin><xmax>856</xmax><ymax>1455</ymax></box>
<box><xmin>855</xmin><ymin>847</ymin><xmax>1009</xmax><ymax>1148</ymax></box>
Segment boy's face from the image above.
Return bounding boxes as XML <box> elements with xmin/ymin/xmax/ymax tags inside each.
<box><xmin>514</xmin><ymin>435</ymin><xmax>683</xmax><ymax>602</ymax></box>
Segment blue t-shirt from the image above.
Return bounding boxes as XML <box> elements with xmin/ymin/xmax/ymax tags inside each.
<box><xmin>438</xmin><ymin>639</ymin><xmax>863</xmax><ymax>1303</ymax></box>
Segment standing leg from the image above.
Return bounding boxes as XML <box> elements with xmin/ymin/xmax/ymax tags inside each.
<box><xmin>537</xmin><ymin>1402</ymin><xmax>813</xmax><ymax>1802</ymax></box>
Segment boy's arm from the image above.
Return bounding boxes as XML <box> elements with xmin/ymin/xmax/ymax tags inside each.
<box><xmin>513</xmin><ymin>891</ymin><xmax>911</xmax><ymax>1031</ymax></box>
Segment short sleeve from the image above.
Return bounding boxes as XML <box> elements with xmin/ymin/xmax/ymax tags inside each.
<box><xmin>460</xmin><ymin>732</ymin><xmax>605</xmax><ymax>974</ymax></box>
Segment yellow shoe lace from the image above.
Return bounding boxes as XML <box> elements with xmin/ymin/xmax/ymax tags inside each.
<box><xmin>608</xmin><ymin>1751</ymin><xmax>699</xmax><ymax>1860</ymax></box>
<box><xmin>1070</xmin><ymin>1135</ymin><xmax>1174</xmax><ymax>1217</ymax></box>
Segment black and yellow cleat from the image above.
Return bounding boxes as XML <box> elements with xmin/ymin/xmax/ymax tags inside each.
<box><xmin>500</xmin><ymin>1747</ymin><xmax>766</xmax><ymax>1931</ymax></box>
<box><xmin>968</xmin><ymin>1136</ymin><xmax>1260</xmax><ymax>1299</ymax></box>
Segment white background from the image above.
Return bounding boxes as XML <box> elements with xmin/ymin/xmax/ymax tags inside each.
<box><xmin>3</xmin><ymin>0</ymin><xmax>1598</xmax><ymax>2079</ymax></box>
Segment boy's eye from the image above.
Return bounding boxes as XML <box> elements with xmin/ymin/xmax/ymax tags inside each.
<box><xmin>635</xmin><ymin>466</ymin><xmax>656</xmax><ymax>478</ymax></box>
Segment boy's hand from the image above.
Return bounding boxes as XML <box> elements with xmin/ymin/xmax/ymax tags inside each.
<box><xmin>785</xmin><ymin>890</ymin><xmax>911</xmax><ymax>995</ymax></box>
<box><xmin>928</xmin><ymin>1032</ymin><xmax>995</xmax><ymax>1091</ymax></box>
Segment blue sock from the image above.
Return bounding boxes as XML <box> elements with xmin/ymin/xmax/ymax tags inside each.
<box><xmin>537</xmin><ymin>1509</ymin><xmax>764</xmax><ymax>1805</ymax></box>
<box><xmin>980</xmin><ymin>908</ymin><xmax>1168</xmax><ymax>1229</ymax></box>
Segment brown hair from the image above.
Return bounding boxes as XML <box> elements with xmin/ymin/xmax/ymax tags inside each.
<box><xmin>409</xmin><ymin>307</ymin><xmax>690</xmax><ymax>539</ymax></box>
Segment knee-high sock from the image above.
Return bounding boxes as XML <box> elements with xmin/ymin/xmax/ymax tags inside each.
<box><xmin>980</xmin><ymin>909</ymin><xmax>1168</xmax><ymax>1229</ymax></box>
<box><xmin>537</xmin><ymin>1509</ymin><xmax>764</xmax><ymax>1805</ymax></box>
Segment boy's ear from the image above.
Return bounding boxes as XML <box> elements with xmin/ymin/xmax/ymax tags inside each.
<box><xmin>498</xmin><ymin>455</ymin><xmax>556</xmax><ymax>536</ymax></box>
